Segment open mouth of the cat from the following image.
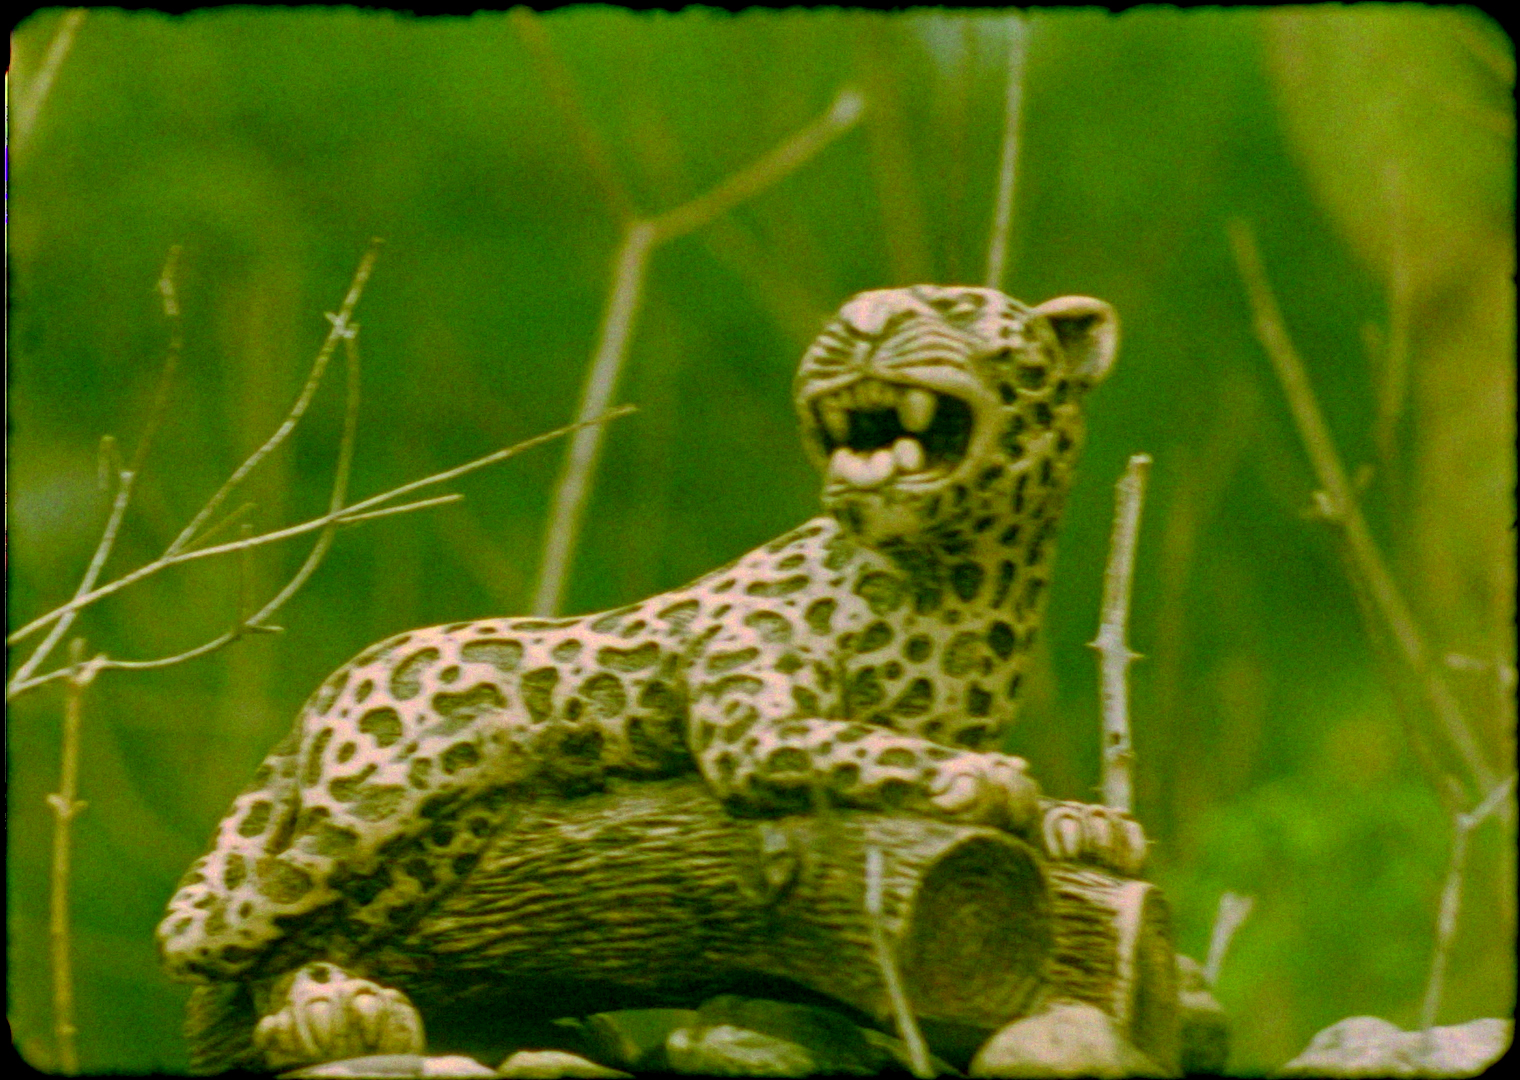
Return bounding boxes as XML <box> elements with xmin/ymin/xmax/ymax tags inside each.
<box><xmin>808</xmin><ymin>377</ymin><xmax>977</xmax><ymax>491</ymax></box>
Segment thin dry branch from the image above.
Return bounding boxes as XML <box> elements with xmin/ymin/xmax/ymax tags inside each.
<box><xmin>531</xmin><ymin>87</ymin><xmax>866</xmax><ymax>616</ymax></box>
<box><xmin>7</xmin><ymin>408</ymin><xmax>633</xmax><ymax>698</ymax></box>
<box><xmin>165</xmin><ymin>238</ymin><xmax>384</xmax><ymax>558</ymax></box>
<box><xmin>1090</xmin><ymin>453</ymin><xmax>1152</xmax><ymax>813</ymax></box>
<box><xmin>1203</xmin><ymin>891</ymin><xmax>1254</xmax><ymax>988</ymax></box>
<box><xmin>179</xmin><ymin>500</ymin><xmax>257</xmax><ymax>554</ymax></box>
<box><xmin>9</xmin><ymin>247</ymin><xmax>185</xmax><ymax>693</ymax></box>
<box><xmin>649</xmin><ymin>88</ymin><xmax>866</xmax><ymax>245</ymax></box>
<box><xmin>47</xmin><ymin>638</ymin><xmax>93</xmax><ymax>1075</ymax></box>
<box><xmin>531</xmin><ymin>224</ymin><xmax>658</xmax><ymax>618</ymax></box>
<box><xmin>984</xmin><ymin>14</ymin><xmax>1030</xmax><ymax>291</ymax></box>
<box><xmin>93</xmin><ymin>323</ymin><xmax>370</xmax><ymax>676</ymax></box>
<box><xmin>865</xmin><ymin>846</ymin><xmax>933</xmax><ymax>1079</ymax></box>
<box><xmin>1227</xmin><ymin>219</ymin><xmax>1497</xmax><ymax>798</ymax></box>
<box><xmin>1420</xmin><ymin>773</ymin><xmax>1515</xmax><ymax>1029</ymax></box>
<box><xmin>1416</xmin><ymin>771</ymin><xmax>1513</xmax><ymax>1032</ymax></box>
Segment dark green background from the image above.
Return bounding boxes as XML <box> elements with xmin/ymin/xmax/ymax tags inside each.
<box><xmin>9</xmin><ymin>7</ymin><xmax>1513</xmax><ymax>1073</ymax></box>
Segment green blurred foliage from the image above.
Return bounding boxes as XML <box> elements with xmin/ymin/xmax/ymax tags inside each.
<box><xmin>8</xmin><ymin>7</ymin><xmax>1512</xmax><ymax>1074</ymax></box>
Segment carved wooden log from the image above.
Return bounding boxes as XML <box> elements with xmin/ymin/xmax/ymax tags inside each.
<box><xmin>380</xmin><ymin>778</ymin><xmax>1052</xmax><ymax>1032</ymax></box>
<box><xmin>185</xmin><ymin>777</ymin><xmax>1177</xmax><ymax>1072</ymax></box>
<box><xmin>1042</xmin><ymin>865</ymin><xmax>1180</xmax><ymax>1073</ymax></box>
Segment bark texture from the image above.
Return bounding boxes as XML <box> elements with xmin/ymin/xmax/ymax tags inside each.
<box><xmin>186</xmin><ymin>778</ymin><xmax>1179</xmax><ymax>1073</ymax></box>
<box><xmin>387</xmin><ymin>779</ymin><xmax>1052</xmax><ymax>1032</ymax></box>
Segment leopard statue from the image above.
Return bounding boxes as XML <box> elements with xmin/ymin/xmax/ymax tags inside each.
<box><xmin>157</xmin><ymin>284</ymin><xmax>1145</xmax><ymax>1069</ymax></box>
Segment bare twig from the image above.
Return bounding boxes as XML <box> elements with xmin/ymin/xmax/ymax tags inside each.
<box><xmin>47</xmin><ymin>638</ymin><xmax>93</xmax><ymax>1075</ymax></box>
<box><xmin>1203</xmin><ymin>891</ymin><xmax>1254</xmax><ymax>988</ymax></box>
<box><xmin>9</xmin><ymin>247</ymin><xmax>185</xmax><ymax>693</ymax></box>
<box><xmin>865</xmin><ymin>846</ymin><xmax>933</xmax><ymax>1079</ymax></box>
<box><xmin>165</xmin><ymin>238</ymin><xmax>383</xmax><ymax>558</ymax></box>
<box><xmin>1089</xmin><ymin>453</ymin><xmax>1152</xmax><ymax>813</ymax></box>
<box><xmin>180</xmin><ymin>501</ymin><xmax>257</xmax><ymax>554</ymax></box>
<box><xmin>532</xmin><ymin>224</ymin><xmax>658</xmax><ymax>617</ymax></box>
<box><xmin>330</xmin><ymin>493</ymin><xmax>464</xmax><ymax>527</ymax></box>
<box><xmin>984</xmin><ymin>14</ymin><xmax>1030</xmax><ymax>291</ymax></box>
<box><xmin>649</xmin><ymin>88</ymin><xmax>866</xmax><ymax>244</ymax></box>
<box><xmin>13</xmin><ymin>8</ymin><xmax>87</xmax><ymax>152</ymax></box>
<box><xmin>12</xmin><ymin>296</ymin><xmax>364</xmax><ymax>689</ymax></box>
<box><xmin>1227</xmin><ymin>219</ymin><xmax>1496</xmax><ymax>798</ymax></box>
<box><xmin>7</xmin><ymin>408</ymin><xmax>633</xmax><ymax>697</ymax></box>
<box><xmin>1420</xmin><ymin>773</ymin><xmax>1515</xmax><ymax>1029</ymax></box>
<box><xmin>531</xmin><ymin>87</ymin><xmax>865</xmax><ymax>616</ymax></box>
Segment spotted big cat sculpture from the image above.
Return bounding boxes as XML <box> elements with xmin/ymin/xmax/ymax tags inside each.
<box><xmin>158</xmin><ymin>285</ymin><xmax>1151</xmax><ymax>1071</ymax></box>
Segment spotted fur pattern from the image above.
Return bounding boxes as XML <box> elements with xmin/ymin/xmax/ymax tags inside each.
<box><xmin>158</xmin><ymin>285</ymin><xmax>1120</xmax><ymax>983</ymax></box>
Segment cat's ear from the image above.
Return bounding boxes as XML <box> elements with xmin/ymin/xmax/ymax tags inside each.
<box><xmin>1031</xmin><ymin>296</ymin><xmax>1119</xmax><ymax>387</ymax></box>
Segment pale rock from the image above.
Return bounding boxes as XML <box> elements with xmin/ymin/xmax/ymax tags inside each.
<box><xmin>970</xmin><ymin>1002</ymin><xmax>1165</xmax><ymax>1078</ymax></box>
<box><xmin>495</xmin><ymin>1049</ymin><xmax>629</xmax><ymax>1079</ymax></box>
<box><xmin>282</xmin><ymin>1053</ymin><xmax>495</xmax><ymax>1078</ymax></box>
<box><xmin>1278</xmin><ymin>1015</ymin><xmax>1512</xmax><ymax>1078</ymax></box>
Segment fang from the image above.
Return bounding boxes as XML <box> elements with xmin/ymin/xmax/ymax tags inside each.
<box><xmin>900</xmin><ymin>388</ymin><xmax>935</xmax><ymax>432</ymax></box>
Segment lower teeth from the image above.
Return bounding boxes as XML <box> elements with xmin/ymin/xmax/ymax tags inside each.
<box><xmin>830</xmin><ymin>441</ymin><xmax>934</xmax><ymax>487</ymax></box>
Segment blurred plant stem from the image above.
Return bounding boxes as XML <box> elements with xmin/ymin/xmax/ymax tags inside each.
<box><xmin>1370</xmin><ymin>161</ymin><xmax>1413</xmax><ymax>472</ymax></box>
<box><xmin>1204</xmin><ymin>891</ymin><xmax>1254</xmax><ymax>987</ymax></box>
<box><xmin>12</xmin><ymin>8</ymin><xmax>87</xmax><ymax>154</ymax></box>
<box><xmin>508</xmin><ymin>8</ymin><xmax>635</xmax><ymax>221</ymax></box>
<box><xmin>1090</xmin><ymin>453</ymin><xmax>1152</xmax><ymax>813</ymax></box>
<box><xmin>865</xmin><ymin>846</ymin><xmax>933</xmax><ymax>1079</ymax></box>
<box><xmin>984</xmin><ymin>14</ymin><xmax>1029</xmax><ymax>291</ymax></box>
<box><xmin>1227</xmin><ymin>219</ymin><xmax>1497</xmax><ymax>801</ymax></box>
<box><xmin>532</xmin><ymin>87</ymin><xmax>866</xmax><ymax>616</ymax></box>
<box><xmin>8</xmin><ymin>247</ymin><xmax>185</xmax><ymax>694</ymax></box>
<box><xmin>47</xmin><ymin>638</ymin><xmax>93</xmax><ymax>1075</ymax></box>
<box><xmin>1420</xmin><ymin>773</ymin><xmax>1514</xmax><ymax>1029</ymax></box>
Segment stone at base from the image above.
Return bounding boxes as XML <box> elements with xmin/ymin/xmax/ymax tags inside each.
<box><xmin>1278</xmin><ymin>1016</ymin><xmax>1512</xmax><ymax>1078</ymax></box>
<box><xmin>496</xmin><ymin>1049</ymin><xmax>631</xmax><ymax>1079</ymax></box>
<box><xmin>281</xmin><ymin>1053</ymin><xmax>495</xmax><ymax>1078</ymax></box>
<box><xmin>970</xmin><ymin>1002</ymin><xmax>1166</xmax><ymax>1079</ymax></box>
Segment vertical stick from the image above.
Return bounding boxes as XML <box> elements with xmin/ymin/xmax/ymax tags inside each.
<box><xmin>984</xmin><ymin>14</ymin><xmax>1030</xmax><ymax>291</ymax></box>
<box><xmin>1419</xmin><ymin>814</ymin><xmax>1467</xmax><ymax>1031</ymax></box>
<box><xmin>1090</xmin><ymin>454</ymin><xmax>1152</xmax><ymax>812</ymax></box>
<box><xmin>13</xmin><ymin>8</ymin><xmax>87</xmax><ymax>152</ymax></box>
<box><xmin>531</xmin><ymin>89</ymin><xmax>863</xmax><ymax>616</ymax></box>
<box><xmin>532</xmin><ymin>221</ymin><xmax>658</xmax><ymax>617</ymax></box>
<box><xmin>1420</xmin><ymin>774</ymin><xmax>1514</xmax><ymax>1029</ymax></box>
<box><xmin>1228</xmin><ymin>219</ymin><xmax>1495</xmax><ymax>798</ymax></box>
<box><xmin>865</xmin><ymin>846</ymin><xmax>933</xmax><ymax>1079</ymax></box>
<box><xmin>1203</xmin><ymin>892</ymin><xmax>1254</xmax><ymax>987</ymax></box>
<box><xmin>48</xmin><ymin>638</ymin><xmax>92</xmax><ymax>1074</ymax></box>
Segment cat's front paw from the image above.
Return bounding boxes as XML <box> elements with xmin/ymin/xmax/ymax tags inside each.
<box><xmin>928</xmin><ymin>752</ymin><xmax>1041</xmax><ymax>832</ymax></box>
<box><xmin>1038</xmin><ymin>799</ymin><xmax>1147</xmax><ymax>876</ymax></box>
<box><xmin>255</xmin><ymin>962</ymin><xmax>425</xmax><ymax>1069</ymax></box>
